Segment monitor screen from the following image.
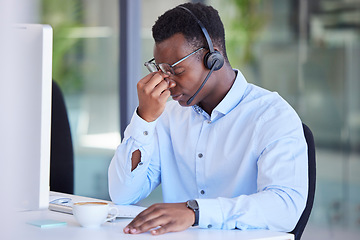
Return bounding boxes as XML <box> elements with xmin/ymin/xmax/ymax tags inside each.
<box><xmin>0</xmin><ymin>24</ymin><xmax>53</xmax><ymax>211</ymax></box>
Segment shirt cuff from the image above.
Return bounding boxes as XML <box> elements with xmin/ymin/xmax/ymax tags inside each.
<box><xmin>196</xmin><ymin>198</ymin><xmax>223</xmax><ymax>229</ymax></box>
<box><xmin>124</xmin><ymin>109</ymin><xmax>157</xmax><ymax>145</ymax></box>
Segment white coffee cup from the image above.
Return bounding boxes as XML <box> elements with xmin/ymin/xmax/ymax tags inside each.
<box><xmin>72</xmin><ymin>202</ymin><xmax>119</xmax><ymax>228</ymax></box>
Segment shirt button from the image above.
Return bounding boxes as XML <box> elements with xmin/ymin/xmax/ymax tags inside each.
<box><xmin>207</xmin><ymin>120</ymin><xmax>211</xmax><ymax>124</ymax></box>
<box><xmin>200</xmin><ymin>190</ymin><xmax>205</xmax><ymax>195</ymax></box>
<box><xmin>198</xmin><ymin>153</ymin><xmax>203</xmax><ymax>158</ymax></box>
<box><xmin>138</xmin><ymin>162</ymin><xmax>143</xmax><ymax>166</ymax></box>
<box><xmin>143</xmin><ymin>131</ymin><xmax>148</xmax><ymax>136</ymax></box>
<box><xmin>207</xmin><ymin>224</ymin><xmax>212</xmax><ymax>228</ymax></box>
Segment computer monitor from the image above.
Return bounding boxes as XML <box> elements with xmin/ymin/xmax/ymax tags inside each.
<box><xmin>0</xmin><ymin>24</ymin><xmax>53</xmax><ymax>211</ymax></box>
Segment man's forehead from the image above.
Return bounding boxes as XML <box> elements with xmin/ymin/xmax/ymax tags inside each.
<box><xmin>153</xmin><ymin>34</ymin><xmax>192</xmax><ymax>63</ymax></box>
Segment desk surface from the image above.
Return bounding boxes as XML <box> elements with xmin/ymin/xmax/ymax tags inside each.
<box><xmin>9</xmin><ymin>192</ymin><xmax>294</xmax><ymax>240</ymax></box>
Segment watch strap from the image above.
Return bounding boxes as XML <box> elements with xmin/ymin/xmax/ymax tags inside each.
<box><xmin>186</xmin><ymin>200</ymin><xmax>199</xmax><ymax>226</ymax></box>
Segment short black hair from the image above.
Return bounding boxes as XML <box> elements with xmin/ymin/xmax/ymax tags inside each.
<box><xmin>152</xmin><ymin>2</ymin><xmax>228</xmax><ymax>61</ymax></box>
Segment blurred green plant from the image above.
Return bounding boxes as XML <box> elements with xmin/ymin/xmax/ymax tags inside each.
<box><xmin>225</xmin><ymin>0</ymin><xmax>265</xmax><ymax>67</ymax></box>
<box><xmin>41</xmin><ymin>0</ymin><xmax>84</xmax><ymax>93</ymax></box>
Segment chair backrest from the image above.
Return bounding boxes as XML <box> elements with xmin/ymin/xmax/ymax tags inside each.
<box><xmin>50</xmin><ymin>81</ymin><xmax>74</xmax><ymax>194</ymax></box>
<box><xmin>290</xmin><ymin>123</ymin><xmax>316</xmax><ymax>240</ymax></box>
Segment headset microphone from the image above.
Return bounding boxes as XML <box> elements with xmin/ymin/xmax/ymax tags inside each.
<box><xmin>186</xmin><ymin>60</ymin><xmax>218</xmax><ymax>105</ymax></box>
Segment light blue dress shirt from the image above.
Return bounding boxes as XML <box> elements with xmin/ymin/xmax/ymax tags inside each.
<box><xmin>108</xmin><ymin>69</ymin><xmax>308</xmax><ymax>232</ymax></box>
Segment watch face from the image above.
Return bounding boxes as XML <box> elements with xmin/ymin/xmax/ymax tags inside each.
<box><xmin>187</xmin><ymin>200</ymin><xmax>199</xmax><ymax>210</ymax></box>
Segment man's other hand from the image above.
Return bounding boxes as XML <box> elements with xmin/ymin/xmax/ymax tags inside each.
<box><xmin>123</xmin><ymin>202</ymin><xmax>195</xmax><ymax>235</ymax></box>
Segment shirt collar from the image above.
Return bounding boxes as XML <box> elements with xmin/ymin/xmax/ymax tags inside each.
<box><xmin>193</xmin><ymin>69</ymin><xmax>248</xmax><ymax>120</ymax></box>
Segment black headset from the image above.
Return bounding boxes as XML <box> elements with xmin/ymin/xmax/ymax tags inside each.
<box><xmin>178</xmin><ymin>6</ymin><xmax>224</xmax><ymax>71</ymax></box>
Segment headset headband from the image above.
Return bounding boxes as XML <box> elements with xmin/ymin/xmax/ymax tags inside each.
<box><xmin>178</xmin><ymin>6</ymin><xmax>215</xmax><ymax>53</ymax></box>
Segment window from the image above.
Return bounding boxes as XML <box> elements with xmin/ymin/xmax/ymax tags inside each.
<box><xmin>42</xmin><ymin>0</ymin><xmax>120</xmax><ymax>199</ymax></box>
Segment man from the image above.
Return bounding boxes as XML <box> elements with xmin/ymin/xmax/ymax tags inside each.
<box><xmin>108</xmin><ymin>2</ymin><xmax>308</xmax><ymax>236</ymax></box>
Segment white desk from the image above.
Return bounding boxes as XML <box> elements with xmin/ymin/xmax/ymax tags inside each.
<box><xmin>10</xmin><ymin>192</ymin><xmax>294</xmax><ymax>240</ymax></box>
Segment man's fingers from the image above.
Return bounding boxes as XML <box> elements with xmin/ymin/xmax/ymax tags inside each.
<box><xmin>132</xmin><ymin>215</ymin><xmax>170</xmax><ymax>234</ymax></box>
<box><xmin>151</xmin><ymin>223</ymin><xmax>172</xmax><ymax>235</ymax></box>
<box><xmin>137</xmin><ymin>71</ymin><xmax>157</xmax><ymax>85</ymax></box>
<box><xmin>159</xmin><ymin>89</ymin><xmax>171</xmax><ymax>102</ymax></box>
<box><xmin>139</xmin><ymin>75</ymin><xmax>171</xmax><ymax>102</ymax></box>
<box><xmin>150</xmin><ymin>80</ymin><xmax>170</xmax><ymax>97</ymax></box>
<box><xmin>138</xmin><ymin>72</ymin><xmax>167</xmax><ymax>91</ymax></box>
<box><xmin>125</xmin><ymin>205</ymin><xmax>164</xmax><ymax>231</ymax></box>
<box><xmin>145</xmin><ymin>75</ymin><xmax>164</xmax><ymax>92</ymax></box>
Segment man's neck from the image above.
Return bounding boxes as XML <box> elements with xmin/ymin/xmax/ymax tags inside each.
<box><xmin>199</xmin><ymin>66</ymin><xmax>236</xmax><ymax>115</ymax></box>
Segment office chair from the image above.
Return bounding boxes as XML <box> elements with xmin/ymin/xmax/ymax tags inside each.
<box><xmin>290</xmin><ymin>123</ymin><xmax>316</xmax><ymax>240</ymax></box>
<box><xmin>50</xmin><ymin>81</ymin><xmax>74</xmax><ymax>194</ymax></box>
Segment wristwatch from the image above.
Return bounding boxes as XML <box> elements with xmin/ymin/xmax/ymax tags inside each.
<box><xmin>186</xmin><ymin>200</ymin><xmax>199</xmax><ymax>226</ymax></box>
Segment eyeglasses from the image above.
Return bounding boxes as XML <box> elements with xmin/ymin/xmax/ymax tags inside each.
<box><xmin>144</xmin><ymin>47</ymin><xmax>204</xmax><ymax>76</ymax></box>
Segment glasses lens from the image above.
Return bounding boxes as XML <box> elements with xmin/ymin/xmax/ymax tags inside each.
<box><xmin>144</xmin><ymin>62</ymin><xmax>158</xmax><ymax>73</ymax></box>
<box><xmin>159</xmin><ymin>64</ymin><xmax>174</xmax><ymax>76</ymax></box>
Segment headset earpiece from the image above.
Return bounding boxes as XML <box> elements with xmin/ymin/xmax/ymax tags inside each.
<box><xmin>204</xmin><ymin>50</ymin><xmax>224</xmax><ymax>70</ymax></box>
